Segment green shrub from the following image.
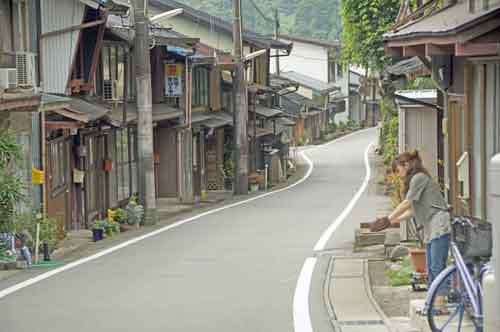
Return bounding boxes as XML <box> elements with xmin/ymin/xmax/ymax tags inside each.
<box><xmin>0</xmin><ymin>130</ymin><xmax>25</xmax><ymax>233</ymax></box>
<box><xmin>114</xmin><ymin>208</ymin><xmax>127</xmax><ymax>224</ymax></box>
<box><xmin>378</xmin><ymin>97</ymin><xmax>399</xmax><ymax>165</ymax></box>
<box><xmin>386</xmin><ymin>256</ymin><xmax>414</xmax><ymax>286</ymax></box>
<box><xmin>15</xmin><ymin>210</ymin><xmax>58</xmax><ymax>252</ymax></box>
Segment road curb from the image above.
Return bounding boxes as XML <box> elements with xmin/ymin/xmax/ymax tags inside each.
<box><xmin>363</xmin><ymin>259</ymin><xmax>397</xmax><ymax>332</ymax></box>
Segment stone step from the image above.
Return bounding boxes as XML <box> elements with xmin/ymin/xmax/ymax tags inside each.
<box><xmin>355</xmin><ymin>228</ymin><xmax>386</xmax><ymax>247</ymax></box>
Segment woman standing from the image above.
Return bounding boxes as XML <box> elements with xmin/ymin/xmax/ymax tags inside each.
<box><xmin>370</xmin><ymin>151</ymin><xmax>451</xmax><ymax>288</ymax></box>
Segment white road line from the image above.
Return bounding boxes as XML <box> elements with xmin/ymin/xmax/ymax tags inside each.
<box><xmin>293</xmin><ymin>257</ymin><xmax>317</xmax><ymax>332</ymax></box>
<box><xmin>293</xmin><ymin>139</ymin><xmax>374</xmax><ymax>332</ymax></box>
<box><xmin>313</xmin><ymin>141</ymin><xmax>375</xmax><ymax>251</ymax></box>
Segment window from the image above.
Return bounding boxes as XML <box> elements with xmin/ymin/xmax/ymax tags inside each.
<box><xmin>49</xmin><ymin>139</ymin><xmax>68</xmax><ymax>195</ymax></box>
<box><xmin>192</xmin><ymin>67</ymin><xmax>209</xmax><ymax>107</ymax></box>
<box><xmin>328</xmin><ymin>60</ymin><xmax>336</xmax><ymax>83</ymax></box>
<box><xmin>101</xmin><ymin>44</ymin><xmax>127</xmax><ymax>100</ymax></box>
<box><xmin>337</xmin><ymin>63</ymin><xmax>343</xmax><ymax>79</ymax></box>
<box><xmin>116</xmin><ymin>129</ymin><xmax>130</xmax><ymax>202</ymax></box>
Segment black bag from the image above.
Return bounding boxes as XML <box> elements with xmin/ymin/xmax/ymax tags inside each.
<box><xmin>452</xmin><ymin>217</ymin><xmax>492</xmax><ymax>258</ymax></box>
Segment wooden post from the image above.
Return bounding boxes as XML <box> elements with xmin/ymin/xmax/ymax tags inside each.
<box><xmin>133</xmin><ymin>0</ymin><xmax>157</xmax><ymax>225</ymax></box>
<box><xmin>232</xmin><ymin>0</ymin><xmax>248</xmax><ymax>195</ymax></box>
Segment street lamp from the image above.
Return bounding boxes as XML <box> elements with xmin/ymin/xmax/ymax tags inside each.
<box><xmin>149</xmin><ymin>9</ymin><xmax>184</xmax><ymax>23</ymax></box>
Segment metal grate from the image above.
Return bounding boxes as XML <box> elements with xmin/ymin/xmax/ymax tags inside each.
<box><xmin>339</xmin><ymin>320</ymin><xmax>384</xmax><ymax>326</ymax></box>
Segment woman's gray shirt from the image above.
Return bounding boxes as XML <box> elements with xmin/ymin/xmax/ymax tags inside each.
<box><xmin>405</xmin><ymin>173</ymin><xmax>450</xmax><ymax>243</ymax></box>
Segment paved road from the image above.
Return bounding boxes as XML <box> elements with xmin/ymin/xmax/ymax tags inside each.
<box><xmin>0</xmin><ymin>128</ymin><xmax>376</xmax><ymax>332</ymax></box>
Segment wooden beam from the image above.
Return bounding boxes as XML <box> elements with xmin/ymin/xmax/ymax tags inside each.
<box><xmin>87</xmin><ymin>12</ymin><xmax>108</xmax><ymax>91</ymax></box>
<box><xmin>40</xmin><ymin>18</ymin><xmax>106</xmax><ymax>39</ymax></box>
<box><xmin>403</xmin><ymin>45</ymin><xmax>426</xmax><ymax>57</ymax></box>
<box><xmin>384</xmin><ymin>45</ymin><xmax>403</xmax><ymax>57</ymax></box>
<box><xmin>45</xmin><ymin>121</ymin><xmax>84</xmax><ymax>129</ymax></box>
<box><xmin>425</xmin><ymin>43</ymin><xmax>454</xmax><ymax>56</ymax></box>
<box><xmin>455</xmin><ymin>42</ymin><xmax>500</xmax><ymax>56</ymax></box>
<box><xmin>0</xmin><ymin>96</ymin><xmax>41</xmax><ymax>111</ymax></box>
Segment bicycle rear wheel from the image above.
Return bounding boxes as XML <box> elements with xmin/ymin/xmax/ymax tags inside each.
<box><xmin>427</xmin><ymin>266</ymin><xmax>482</xmax><ymax>332</ymax></box>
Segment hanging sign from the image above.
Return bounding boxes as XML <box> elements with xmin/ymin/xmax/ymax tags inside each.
<box><xmin>164</xmin><ymin>64</ymin><xmax>184</xmax><ymax>97</ymax></box>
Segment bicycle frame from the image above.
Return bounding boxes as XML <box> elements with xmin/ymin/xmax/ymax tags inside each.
<box><xmin>426</xmin><ymin>242</ymin><xmax>482</xmax><ymax>318</ymax></box>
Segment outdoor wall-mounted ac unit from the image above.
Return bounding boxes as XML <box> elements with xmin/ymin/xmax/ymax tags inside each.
<box><xmin>16</xmin><ymin>52</ymin><xmax>37</xmax><ymax>87</ymax></box>
<box><xmin>103</xmin><ymin>79</ymin><xmax>119</xmax><ymax>101</ymax></box>
<box><xmin>0</xmin><ymin>68</ymin><xmax>18</xmax><ymax>90</ymax></box>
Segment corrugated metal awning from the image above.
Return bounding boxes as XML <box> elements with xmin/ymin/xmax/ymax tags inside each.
<box><xmin>111</xmin><ymin>103</ymin><xmax>184</xmax><ymax>124</ymax></box>
<box><xmin>252</xmin><ymin>105</ymin><xmax>283</xmax><ymax>118</ymax></box>
<box><xmin>192</xmin><ymin>111</ymin><xmax>233</xmax><ymax>129</ymax></box>
<box><xmin>276</xmin><ymin>117</ymin><xmax>296</xmax><ymax>126</ymax></box>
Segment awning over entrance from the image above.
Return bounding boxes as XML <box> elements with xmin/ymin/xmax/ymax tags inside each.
<box><xmin>251</xmin><ymin>105</ymin><xmax>283</xmax><ymax>118</ymax></box>
<box><xmin>191</xmin><ymin>111</ymin><xmax>233</xmax><ymax>129</ymax></box>
<box><xmin>110</xmin><ymin>103</ymin><xmax>184</xmax><ymax>125</ymax></box>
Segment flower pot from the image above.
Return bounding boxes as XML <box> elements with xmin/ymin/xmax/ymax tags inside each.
<box><xmin>119</xmin><ymin>224</ymin><xmax>134</xmax><ymax>232</ymax></box>
<box><xmin>409</xmin><ymin>248</ymin><xmax>426</xmax><ymax>273</ymax></box>
<box><xmin>92</xmin><ymin>229</ymin><xmax>103</xmax><ymax>242</ymax></box>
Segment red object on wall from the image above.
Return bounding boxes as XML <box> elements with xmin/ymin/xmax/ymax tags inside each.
<box><xmin>103</xmin><ymin>159</ymin><xmax>113</xmax><ymax>172</ymax></box>
<box><xmin>154</xmin><ymin>153</ymin><xmax>160</xmax><ymax>164</ymax></box>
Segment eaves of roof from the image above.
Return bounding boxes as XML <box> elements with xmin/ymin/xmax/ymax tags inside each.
<box><xmin>384</xmin><ymin>2</ymin><xmax>500</xmax><ymax>43</ymax></box>
<box><xmin>279</xmin><ymin>34</ymin><xmax>340</xmax><ymax>49</ymax></box>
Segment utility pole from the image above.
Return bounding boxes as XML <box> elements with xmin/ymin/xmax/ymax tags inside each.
<box><xmin>232</xmin><ymin>0</ymin><xmax>248</xmax><ymax>195</ymax></box>
<box><xmin>133</xmin><ymin>0</ymin><xmax>157</xmax><ymax>225</ymax></box>
<box><xmin>274</xmin><ymin>8</ymin><xmax>280</xmax><ymax>76</ymax></box>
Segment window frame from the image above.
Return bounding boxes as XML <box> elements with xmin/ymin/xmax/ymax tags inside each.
<box><xmin>192</xmin><ymin>66</ymin><xmax>210</xmax><ymax>108</ymax></box>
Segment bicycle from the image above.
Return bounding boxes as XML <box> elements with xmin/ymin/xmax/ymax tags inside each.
<box><xmin>425</xmin><ymin>205</ymin><xmax>492</xmax><ymax>332</ymax></box>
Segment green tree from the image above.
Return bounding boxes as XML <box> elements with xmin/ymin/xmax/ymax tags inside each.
<box><xmin>341</xmin><ymin>0</ymin><xmax>399</xmax><ymax>71</ymax></box>
<box><xmin>183</xmin><ymin>0</ymin><xmax>341</xmax><ymax>41</ymax></box>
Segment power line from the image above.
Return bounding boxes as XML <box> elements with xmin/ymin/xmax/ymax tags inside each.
<box><xmin>247</xmin><ymin>0</ymin><xmax>274</xmax><ymax>24</ymax></box>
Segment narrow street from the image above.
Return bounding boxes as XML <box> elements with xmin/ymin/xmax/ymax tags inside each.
<box><xmin>0</xmin><ymin>129</ymin><xmax>376</xmax><ymax>331</ymax></box>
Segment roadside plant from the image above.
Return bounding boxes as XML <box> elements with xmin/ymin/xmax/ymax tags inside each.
<box><xmin>91</xmin><ymin>219</ymin><xmax>107</xmax><ymax>231</ymax></box>
<box><xmin>378</xmin><ymin>97</ymin><xmax>398</xmax><ymax>165</ymax></box>
<box><xmin>15</xmin><ymin>209</ymin><xmax>58</xmax><ymax>252</ymax></box>
<box><xmin>113</xmin><ymin>208</ymin><xmax>128</xmax><ymax>224</ymax></box>
<box><xmin>0</xmin><ymin>130</ymin><xmax>25</xmax><ymax>233</ymax></box>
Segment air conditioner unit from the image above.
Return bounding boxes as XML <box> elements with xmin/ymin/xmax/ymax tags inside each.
<box><xmin>0</xmin><ymin>68</ymin><xmax>18</xmax><ymax>90</ymax></box>
<box><xmin>103</xmin><ymin>79</ymin><xmax>119</xmax><ymax>101</ymax></box>
<box><xmin>16</xmin><ymin>52</ymin><xmax>37</xmax><ymax>87</ymax></box>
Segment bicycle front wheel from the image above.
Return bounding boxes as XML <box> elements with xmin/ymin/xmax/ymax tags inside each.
<box><xmin>427</xmin><ymin>266</ymin><xmax>482</xmax><ymax>332</ymax></box>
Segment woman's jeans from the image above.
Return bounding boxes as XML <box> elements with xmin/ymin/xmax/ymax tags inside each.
<box><xmin>426</xmin><ymin>233</ymin><xmax>450</xmax><ymax>291</ymax></box>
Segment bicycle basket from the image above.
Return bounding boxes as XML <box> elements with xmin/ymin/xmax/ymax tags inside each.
<box><xmin>452</xmin><ymin>218</ymin><xmax>492</xmax><ymax>258</ymax></box>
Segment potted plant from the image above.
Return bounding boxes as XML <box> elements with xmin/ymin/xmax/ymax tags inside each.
<box><xmin>408</xmin><ymin>220</ymin><xmax>426</xmax><ymax>273</ymax></box>
<box><xmin>114</xmin><ymin>208</ymin><xmax>132</xmax><ymax>232</ymax></box>
<box><xmin>126</xmin><ymin>196</ymin><xmax>144</xmax><ymax>228</ymax></box>
<box><xmin>91</xmin><ymin>220</ymin><xmax>106</xmax><ymax>241</ymax></box>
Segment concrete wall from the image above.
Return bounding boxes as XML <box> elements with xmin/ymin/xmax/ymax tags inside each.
<box><xmin>152</xmin><ymin>12</ymin><xmax>234</xmax><ymax>54</ymax></box>
<box><xmin>398</xmin><ymin>106</ymin><xmax>438</xmax><ymax>178</ymax></box>
<box><xmin>270</xmin><ymin>40</ymin><xmax>328</xmax><ymax>82</ymax></box>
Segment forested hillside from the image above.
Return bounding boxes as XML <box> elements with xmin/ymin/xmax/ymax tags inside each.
<box><xmin>182</xmin><ymin>0</ymin><xmax>342</xmax><ymax>41</ymax></box>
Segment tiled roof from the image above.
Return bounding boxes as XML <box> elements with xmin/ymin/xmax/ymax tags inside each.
<box><xmin>279</xmin><ymin>71</ymin><xmax>339</xmax><ymax>94</ymax></box>
<box><xmin>384</xmin><ymin>1</ymin><xmax>500</xmax><ymax>41</ymax></box>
